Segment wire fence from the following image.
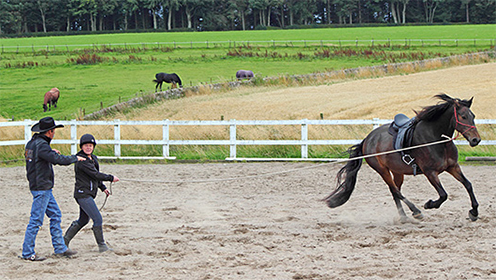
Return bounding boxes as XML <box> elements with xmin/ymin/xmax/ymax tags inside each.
<box><xmin>2</xmin><ymin>38</ymin><xmax>495</xmax><ymax>54</ymax></box>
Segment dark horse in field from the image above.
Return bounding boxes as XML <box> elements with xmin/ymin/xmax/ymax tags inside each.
<box><xmin>154</xmin><ymin>72</ymin><xmax>182</xmax><ymax>91</ymax></box>
<box><xmin>324</xmin><ymin>94</ymin><xmax>481</xmax><ymax>222</ymax></box>
<box><xmin>236</xmin><ymin>70</ymin><xmax>254</xmax><ymax>80</ymax></box>
<box><xmin>43</xmin><ymin>87</ymin><xmax>60</xmax><ymax>112</ymax></box>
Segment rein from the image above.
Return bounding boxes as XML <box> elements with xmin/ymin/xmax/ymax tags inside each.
<box><xmin>453</xmin><ymin>106</ymin><xmax>476</xmax><ymax>140</ymax></box>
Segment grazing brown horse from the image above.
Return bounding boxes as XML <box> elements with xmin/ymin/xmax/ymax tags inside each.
<box><xmin>236</xmin><ymin>70</ymin><xmax>254</xmax><ymax>80</ymax></box>
<box><xmin>43</xmin><ymin>88</ymin><xmax>60</xmax><ymax>112</ymax></box>
<box><xmin>154</xmin><ymin>72</ymin><xmax>182</xmax><ymax>91</ymax></box>
<box><xmin>324</xmin><ymin>94</ymin><xmax>481</xmax><ymax>222</ymax></box>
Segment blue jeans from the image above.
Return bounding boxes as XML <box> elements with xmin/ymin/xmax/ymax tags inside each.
<box><xmin>76</xmin><ymin>197</ymin><xmax>103</xmax><ymax>227</ymax></box>
<box><xmin>22</xmin><ymin>190</ymin><xmax>68</xmax><ymax>258</ymax></box>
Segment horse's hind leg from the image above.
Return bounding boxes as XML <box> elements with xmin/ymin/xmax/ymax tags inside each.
<box><xmin>375</xmin><ymin>168</ymin><xmax>421</xmax><ymax>222</ymax></box>
<box><xmin>393</xmin><ymin>172</ymin><xmax>423</xmax><ymax>219</ymax></box>
<box><xmin>447</xmin><ymin>164</ymin><xmax>479</xmax><ymax>221</ymax></box>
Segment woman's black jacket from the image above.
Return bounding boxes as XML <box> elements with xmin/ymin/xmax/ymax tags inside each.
<box><xmin>74</xmin><ymin>150</ymin><xmax>113</xmax><ymax>199</ymax></box>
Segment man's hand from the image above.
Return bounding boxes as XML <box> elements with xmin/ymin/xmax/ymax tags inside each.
<box><xmin>76</xmin><ymin>156</ymin><xmax>86</xmax><ymax>161</ymax></box>
<box><xmin>112</xmin><ymin>176</ymin><xmax>120</xmax><ymax>182</ymax></box>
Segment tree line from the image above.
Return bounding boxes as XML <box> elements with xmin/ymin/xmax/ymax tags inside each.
<box><xmin>0</xmin><ymin>0</ymin><xmax>494</xmax><ymax>35</ymax></box>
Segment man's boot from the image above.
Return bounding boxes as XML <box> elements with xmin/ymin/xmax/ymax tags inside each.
<box><xmin>64</xmin><ymin>221</ymin><xmax>83</xmax><ymax>247</ymax></box>
<box><xmin>92</xmin><ymin>226</ymin><xmax>112</xmax><ymax>253</ymax></box>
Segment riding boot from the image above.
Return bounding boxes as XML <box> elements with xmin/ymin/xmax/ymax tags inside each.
<box><xmin>64</xmin><ymin>221</ymin><xmax>83</xmax><ymax>247</ymax></box>
<box><xmin>92</xmin><ymin>226</ymin><xmax>112</xmax><ymax>253</ymax></box>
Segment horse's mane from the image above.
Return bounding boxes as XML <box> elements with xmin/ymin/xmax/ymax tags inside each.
<box><xmin>413</xmin><ymin>94</ymin><xmax>472</xmax><ymax>123</ymax></box>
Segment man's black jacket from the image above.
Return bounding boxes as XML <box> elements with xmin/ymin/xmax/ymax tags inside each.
<box><xmin>25</xmin><ymin>134</ymin><xmax>77</xmax><ymax>191</ymax></box>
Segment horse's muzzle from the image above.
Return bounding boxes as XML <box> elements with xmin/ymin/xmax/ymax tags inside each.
<box><xmin>469</xmin><ymin>137</ymin><xmax>481</xmax><ymax>147</ymax></box>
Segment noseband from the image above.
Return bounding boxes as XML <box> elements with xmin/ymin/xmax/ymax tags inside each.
<box><xmin>453</xmin><ymin>106</ymin><xmax>476</xmax><ymax>140</ymax></box>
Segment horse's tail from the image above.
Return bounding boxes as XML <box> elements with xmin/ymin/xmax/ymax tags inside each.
<box><xmin>51</xmin><ymin>88</ymin><xmax>60</xmax><ymax>101</ymax></box>
<box><xmin>323</xmin><ymin>142</ymin><xmax>364</xmax><ymax>208</ymax></box>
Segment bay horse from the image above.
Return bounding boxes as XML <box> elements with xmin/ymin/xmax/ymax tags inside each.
<box><xmin>43</xmin><ymin>87</ymin><xmax>60</xmax><ymax>112</ymax></box>
<box><xmin>324</xmin><ymin>94</ymin><xmax>481</xmax><ymax>222</ymax></box>
<box><xmin>236</xmin><ymin>70</ymin><xmax>254</xmax><ymax>80</ymax></box>
<box><xmin>154</xmin><ymin>72</ymin><xmax>182</xmax><ymax>91</ymax></box>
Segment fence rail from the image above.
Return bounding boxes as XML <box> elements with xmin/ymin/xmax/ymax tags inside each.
<box><xmin>1</xmin><ymin>119</ymin><xmax>496</xmax><ymax>161</ymax></box>
<box><xmin>2</xmin><ymin>38</ymin><xmax>495</xmax><ymax>53</ymax></box>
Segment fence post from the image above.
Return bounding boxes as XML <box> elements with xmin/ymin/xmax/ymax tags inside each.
<box><xmin>70</xmin><ymin>120</ymin><xmax>77</xmax><ymax>155</ymax></box>
<box><xmin>24</xmin><ymin>119</ymin><xmax>32</xmax><ymax>145</ymax></box>
<box><xmin>230</xmin><ymin>120</ymin><xmax>237</xmax><ymax>159</ymax></box>
<box><xmin>163</xmin><ymin>119</ymin><xmax>170</xmax><ymax>158</ymax></box>
<box><xmin>301</xmin><ymin>119</ymin><xmax>308</xmax><ymax>159</ymax></box>
<box><xmin>372</xmin><ymin>118</ymin><xmax>381</xmax><ymax>130</ymax></box>
<box><xmin>114</xmin><ymin>120</ymin><xmax>121</xmax><ymax>158</ymax></box>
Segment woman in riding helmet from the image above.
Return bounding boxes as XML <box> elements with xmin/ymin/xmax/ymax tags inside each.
<box><xmin>63</xmin><ymin>134</ymin><xmax>119</xmax><ymax>253</ymax></box>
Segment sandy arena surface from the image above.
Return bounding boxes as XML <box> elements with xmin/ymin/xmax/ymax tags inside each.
<box><xmin>1</xmin><ymin>162</ymin><xmax>495</xmax><ymax>280</ymax></box>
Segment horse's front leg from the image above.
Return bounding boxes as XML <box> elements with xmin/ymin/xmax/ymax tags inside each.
<box><xmin>447</xmin><ymin>165</ymin><xmax>479</xmax><ymax>221</ymax></box>
<box><xmin>423</xmin><ymin>171</ymin><xmax>448</xmax><ymax>209</ymax></box>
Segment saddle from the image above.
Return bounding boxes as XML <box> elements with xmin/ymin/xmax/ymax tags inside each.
<box><xmin>388</xmin><ymin>114</ymin><xmax>422</xmax><ymax>175</ymax></box>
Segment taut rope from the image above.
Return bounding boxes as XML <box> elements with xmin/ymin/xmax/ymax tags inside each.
<box><xmin>118</xmin><ymin>134</ymin><xmax>455</xmax><ymax>185</ymax></box>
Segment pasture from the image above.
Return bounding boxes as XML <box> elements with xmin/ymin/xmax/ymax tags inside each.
<box><xmin>1</xmin><ymin>163</ymin><xmax>495</xmax><ymax>279</ymax></box>
<box><xmin>1</xmin><ymin>62</ymin><xmax>495</xmax><ymax>162</ymax></box>
<box><xmin>0</xmin><ymin>25</ymin><xmax>495</xmax><ymax>120</ymax></box>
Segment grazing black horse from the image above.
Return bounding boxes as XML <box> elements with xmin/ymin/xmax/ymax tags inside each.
<box><xmin>324</xmin><ymin>94</ymin><xmax>481</xmax><ymax>222</ymax></box>
<box><xmin>154</xmin><ymin>72</ymin><xmax>182</xmax><ymax>91</ymax></box>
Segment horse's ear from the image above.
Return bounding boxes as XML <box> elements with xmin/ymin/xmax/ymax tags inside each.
<box><xmin>467</xmin><ymin>96</ymin><xmax>474</xmax><ymax>108</ymax></box>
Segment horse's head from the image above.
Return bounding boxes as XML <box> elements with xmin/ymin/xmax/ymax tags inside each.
<box><xmin>453</xmin><ymin>96</ymin><xmax>481</xmax><ymax>147</ymax></box>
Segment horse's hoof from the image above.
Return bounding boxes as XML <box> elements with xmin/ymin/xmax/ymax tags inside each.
<box><xmin>424</xmin><ymin>200</ymin><xmax>435</xmax><ymax>209</ymax></box>
<box><xmin>413</xmin><ymin>212</ymin><xmax>424</xmax><ymax>220</ymax></box>
<box><xmin>468</xmin><ymin>210</ymin><xmax>478</xmax><ymax>221</ymax></box>
<box><xmin>398</xmin><ymin>216</ymin><xmax>410</xmax><ymax>224</ymax></box>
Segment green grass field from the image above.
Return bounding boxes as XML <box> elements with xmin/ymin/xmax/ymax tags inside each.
<box><xmin>1</xmin><ymin>25</ymin><xmax>495</xmax><ymax>121</ymax></box>
<box><xmin>1</xmin><ymin>25</ymin><xmax>495</xmax><ymax>162</ymax></box>
<box><xmin>2</xmin><ymin>25</ymin><xmax>495</xmax><ymax>48</ymax></box>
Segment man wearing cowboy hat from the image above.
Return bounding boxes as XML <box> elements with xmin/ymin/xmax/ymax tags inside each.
<box><xmin>22</xmin><ymin>117</ymin><xmax>86</xmax><ymax>261</ymax></box>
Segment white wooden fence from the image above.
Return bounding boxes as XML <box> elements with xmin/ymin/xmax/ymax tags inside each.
<box><xmin>1</xmin><ymin>119</ymin><xmax>495</xmax><ymax>161</ymax></box>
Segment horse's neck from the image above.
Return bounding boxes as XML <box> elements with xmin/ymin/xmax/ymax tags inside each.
<box><xmin>416</xmin><ymin>108</ymin><xmax>455</xmax><ymax>141</ymax></box>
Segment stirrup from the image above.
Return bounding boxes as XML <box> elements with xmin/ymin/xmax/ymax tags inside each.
<box><xmin>402</xmin><ymin>154</ymin><xmax>415</xmax><ymax>165</ymax></box>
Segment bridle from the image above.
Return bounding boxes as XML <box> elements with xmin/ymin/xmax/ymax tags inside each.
<box><xmin>453</xmin><ymin>105</ymin><xmax>476</xmax><ymax>140</ymax></box>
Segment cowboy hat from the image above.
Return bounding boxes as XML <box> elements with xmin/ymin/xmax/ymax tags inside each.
<box><xmin>31</xmin><ymin>117</ymin><xmax>64</xmax><ymax>132</ymax></box>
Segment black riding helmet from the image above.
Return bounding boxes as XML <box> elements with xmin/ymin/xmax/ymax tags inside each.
<box><xmin>80</xmin><ymin>134</ymin><xmax>97</xmax><ymax>148</ymax></box>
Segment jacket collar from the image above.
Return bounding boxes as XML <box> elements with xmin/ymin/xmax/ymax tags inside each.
<box><xmin>34</xmin><ymin>133</ymin><xmax>52</xmax><ymax>144</ymax></box>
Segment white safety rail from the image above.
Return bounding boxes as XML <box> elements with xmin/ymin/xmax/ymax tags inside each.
<box><xmin>1</xmin><ymin>119</ymin><xmax>495</xmax><ymax>161</ymax></box>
